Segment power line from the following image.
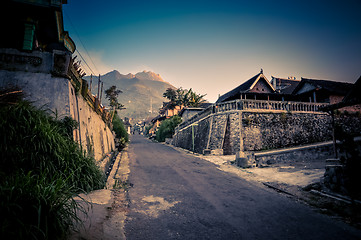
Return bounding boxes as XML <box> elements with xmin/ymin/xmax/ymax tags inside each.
<box><xmin>75</xmin><ymin>49</ymin><xmax>96</xmax><ymax>76</ymax></box>
<box><xmin>64</xmin><ymin>11</ymin><xmax>100</xmax><ymax>75</ymax></box>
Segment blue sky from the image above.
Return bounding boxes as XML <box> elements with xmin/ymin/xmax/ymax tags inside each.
<box><xmin>63</xmin><ymin>0</ymin><xmax>361</xmax><ymax>102</ymax></box>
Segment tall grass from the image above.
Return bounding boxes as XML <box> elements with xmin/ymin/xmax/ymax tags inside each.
<box><xmin>0</xmin><ymin>100</ymin><xmax>105</xmax><ymax>239</ymax></box>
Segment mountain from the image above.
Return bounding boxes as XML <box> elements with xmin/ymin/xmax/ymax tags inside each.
<box><xmin>84</xmin><ymin>70</ymin><xmax>175</xmax><ymax>121</ymax></box>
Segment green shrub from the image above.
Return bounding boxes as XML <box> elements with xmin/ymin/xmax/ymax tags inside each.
<box><xmin>0</xmin><ymin>100</ymin><xmax>105</xmax><ymax>239</ymax></box>
<box><xmin>156</xmin><ymin>115</ymin><xmax>182</xmax><ymax>142</ymax></box>
<box><xmin>112</xmin><ymin>113</ymin><xmax>129</xmax><ymax>149</ymax></box>
<box><xmin>144</xmin><ymin>125</ymin><xmax>152</xmax><ymax>136</ymax></box>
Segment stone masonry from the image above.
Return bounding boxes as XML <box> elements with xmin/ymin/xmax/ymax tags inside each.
<box><xmin>173</xmin><ymin>110</ymin><xmax>332</xmax><ymax>155</ymax></box>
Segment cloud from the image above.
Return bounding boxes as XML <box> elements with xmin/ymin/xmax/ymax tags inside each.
<box><xmin>127</xmin><ymin>64</ymin><xmax>154</xmax><ymax>74</ymax></box>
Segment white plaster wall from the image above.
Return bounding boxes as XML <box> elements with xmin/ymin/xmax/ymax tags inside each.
<box><xmin>0</xmin><ymin>69</ymin><xmax>115</xmax><ymax>162</ymax></box>
<box><xmin>69</xmin><ymin>89</ymin><xmax>115</xmax><ymax>161</ymax></box>
<box><xmin>0</xmin><ymin>70</ymin><xmax>70</xmax><ymax>117</ymax></box>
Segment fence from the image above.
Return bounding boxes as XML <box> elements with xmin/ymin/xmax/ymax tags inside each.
<box><xmin>67</xmin><ymin>63</ymin><xmax>111</xmax><ymax>124</ymax></box>
<box><xmin>215</xmin><ymin>99</ymin><xmax>328</xmax><ymax>113</ymax></box>
<box><xmin>177</xmin><ymin>99</ymin><xmax>329</xmax><ymax>130</ymax></box>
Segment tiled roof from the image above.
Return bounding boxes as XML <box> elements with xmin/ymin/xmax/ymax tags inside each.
<box><xmin>217</xmin><ymin>72</ymin><xmax>274</xmax><ymax>103</ymax></box>
<box><xmin>271</xmin><ymin>77</ymin><xmax>300</xmax><ymax>94</ymax></box>
<box><xmin>342</xmin><ymin>76</ymin><xmax>361</xmax><ymax>104</ymax></box>
<box><xmin>293</xmin><ymin>78</ymin><xmax>354</xmax><ymax>96</ymax></box>
<box><xmin>319</xmin><ymin>76</ymin><xmax>361</xmax><ymax>111</ymax></box>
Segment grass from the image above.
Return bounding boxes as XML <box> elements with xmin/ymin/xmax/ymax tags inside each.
<box><xmin>0</xmin><ymin>99</ymin><xmax>105</xmax><ymax>239</ymax></box>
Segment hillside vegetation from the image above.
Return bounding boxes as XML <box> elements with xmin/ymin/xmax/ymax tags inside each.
<box><xmin>86</xmin><ymin>70</ymin><xmax>176</xmax><ymax>121</ymax></box>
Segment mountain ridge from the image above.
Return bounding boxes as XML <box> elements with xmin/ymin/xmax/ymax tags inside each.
<box><xmin>102</xmin><ymin>70</ymin><xmax>169</xmax><ymax>83</ymax></box>
<box><xmin>84</xmin><ymin>70</ymin><xmax>176</xmax><ymax>121</ymax></box>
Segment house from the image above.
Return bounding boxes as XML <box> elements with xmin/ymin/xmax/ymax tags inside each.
<box><xmin>0</xmin><ymin>0</ymin><xmax>115</xmax><ymax>161</ymax></box>
<box><xmin>320</xmin><ymin>76</ymin><xmax>361</xmax><ymax>113</ymax></box>
<box><xmin>148</xmin><ymin>102</ymin><xmax>183</xmax><ymax>135</ymax></box>
<box><xmin>292</xmin><ymin>78</ymin><xmax>354</xmax><ymax>104</ymax></box>
<box><xmin>123</xmin><ymin>117</ymin><xmax>132</xmax><ymax>135</ymax></box>
<box><xmin>217</xmin><ymin>70</ymin><xmax>355</xmax><ymax>105</ymax></box>
<box><xmin>1</xmin><ymin>0</ymin><xmax>75</xmax><ymax>53</ymax></box>
<box><xmin>178</xmin><ymin>103</ymin><xmax>213</xmax><ymax>122</ymax></box>
<box><xmin>217</xmin><ymin>70</ymin><xmax>280</xmax><ymax>103</ymax></box>
<box><xmin>159</xmin><ymin>102</ymin><xmax>183</xmax><ymax>118</ymax></box>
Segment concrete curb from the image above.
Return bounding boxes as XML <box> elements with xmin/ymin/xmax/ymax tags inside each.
<box><xmin>106</xmin><ymin>147</ymin><xmax>130</xmax><ymax>189</ymax></box>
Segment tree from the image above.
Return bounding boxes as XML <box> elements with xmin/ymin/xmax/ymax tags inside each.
<box><xmin>105</xmin><ymin>85</ymin><xmax>123</xmax><ymax>122</ymax></box>
<box><xmin>156</xmin><ymin>115</ymin><xmax>182</xmax><ymax>142</ymax></box>
<box><xmin>182</xmin><ymin>88</ymin><xmax>206</xmax><ymax>107</ymax></box>
<box><xmin>112</xmin><ymin>112</ymin><xmax>129</xmax><ymax>150</ymax></box>
<box><xmin>163</xmin><ymin>88</ymin><xmax>177</xmax><ymax>102</ymax></box>
<box><xmin>162</xmin><ymin>87</ymin><xmax>206</xmax><ymax>110</ymax></box>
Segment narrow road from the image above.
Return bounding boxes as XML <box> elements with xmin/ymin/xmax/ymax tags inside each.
<box><xmin>124</xmin><ymin>135</ymin><xmax>361</xmax><ymax>239</ymax></box>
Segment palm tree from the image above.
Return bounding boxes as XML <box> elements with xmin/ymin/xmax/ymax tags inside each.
<box><xmin>187</xmin><ymin>89</ymin><xmax>206</xmax><ymax>107</ymax></box>
<box><xmin>162</xmin><ymin>87</ymin><xmax>206</xmax><ymax>109</ymax></box>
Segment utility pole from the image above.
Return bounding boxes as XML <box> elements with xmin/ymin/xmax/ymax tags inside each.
<box><xmin>97</xmin><ymin>74</ymin><xmax>101</xmax><ymax>99</ymax></box>
<box><xmin>89</xmin><ymin>74</ymin><xmax>92</xmax><ymax>92</ymax></box>
<box><xmin>192</xmin><ymin>123</ymin><xmax>198</xmax><ymax>153</ymax></box>
<box><xmin>150</xmin><ymin>97</ymin><xmax>152</xmax><ymax>113</ymax></box>
<box><xmin>100</xmin><ymin>82</ymin><xmax>103</xmax><ymax>105</ymax></box>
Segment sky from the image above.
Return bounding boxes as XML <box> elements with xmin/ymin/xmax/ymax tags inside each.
<box><xmin>63</xmin><ymin>0</ymin><xmax>361</xmax><ymax>103</ymax></box>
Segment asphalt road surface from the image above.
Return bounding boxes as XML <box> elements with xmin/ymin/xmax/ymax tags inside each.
<box><xmin>124</xmin><ymin>135</ymin><xmax>361</xmax><ymax>239</ymax></box>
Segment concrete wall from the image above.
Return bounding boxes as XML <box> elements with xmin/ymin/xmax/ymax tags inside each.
<box><xmin>68</xmin><ymin>84</ymin><xmax>115</xmax><ymax>161</ymax></box>
<box><xmin>0</xmin><ymin>70</ymin><xmax>71</xmax><ymax>117</ymax></box>
<box><xmin>0</xmin><ymin>57</ymin><xmax>115</xmax><ymax>162</ymax></box>
<box><xmin>253</xmin><ymin>142</ymin><xmax>334</xmax><ymax>166</ymax></box>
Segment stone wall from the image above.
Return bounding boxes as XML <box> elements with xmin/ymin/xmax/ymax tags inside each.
<box><xmin>173</xmin><ymin>110</ymin><xmax>339</xmax><ymax>155</ymax></box>
<box><xmin>241</xmin><ymin>111</ymin><xmax>332</xmax><ymax>151</ymax></box>
<box><xmin>173</xmin><ymin>112</ymin><xmax>243</xmax><ymax>154</ymax></box>
<box><xmin>172</xmin><ymin>116</ymin><xmax>210</xmax><ymax>153</ymax></box>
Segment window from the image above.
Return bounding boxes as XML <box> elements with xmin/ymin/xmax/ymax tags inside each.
<box><xmin>23</xmin><ymin>23</ymin><xmax>35</xmax><ymax>51</ymax></box>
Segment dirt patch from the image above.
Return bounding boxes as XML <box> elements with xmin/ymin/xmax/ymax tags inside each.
<box><xmin>134</xmin><ymin>195</ymin><xmax>180</xmax><ymax>218</ymax></box>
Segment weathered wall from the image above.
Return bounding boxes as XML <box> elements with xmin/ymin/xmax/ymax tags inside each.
<box><xmin>173</xmin><ymin>111</ymin><xmax>242</xmax><ymax>154</ymax></box>
<box><xmin>0</xmin><ymin>70</ymin><xmax>71</xmax><ymax>117</ymax></box>
<box><xmin>172</xmin><ymin>110</ymin><xmax>355</xmax><ymax>155</ymax></box>
<box><xmin>241</xmin><ymin>112</ymin><xmax>332</xmax><ymax>151</ymax></box>
<box><xmin>0</xmin><ymin>68</ymin><xmax>115</xmax><ymax>162</ymax></box>
<box><xmin>172</xmin><ymin>116</ymin><xmax>209</xmax><ymax>152</ymax></box>
<box><xmin>68</xmin><ymin>85</ymin><xmax>115</xmax><ymax>161</ymax></box>
<box><xmin>253</xmin><ymin>142</ymin><xmax>334</xmax><ymax>166</ymax></box>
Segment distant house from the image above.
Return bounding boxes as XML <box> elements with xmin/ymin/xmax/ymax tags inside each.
<box><xmin>178</xmin><ymin>103</ymin><xmax>213</xmax><ymax>122</ymax></box>
<box><xmin>159</xmin><ymin>102</ymin><xmax>183</xmax><ymax>118</ymax></box>
<box><xmin>123</xmin><ymin>117</ymin><xmax>132</xmax><ymax>135</ymax></box>
<box><xmin>149</xmin><ymin>115</ymin><xmax>165</xmax><ymax>136</ymax></box>
<box><xmin>148</xmin><ymin>102</ymin><xmax>183</xmax><ymax>135</ymax></box>
<box><xmin>292</xmin><ymin>78</ymin><xmax>354</xmax><ymax>104</ymax></box>
<box><xmin>216</xmin><ymin>70</ymin><xmax>278</xmax><ymax>103</ymax></box>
